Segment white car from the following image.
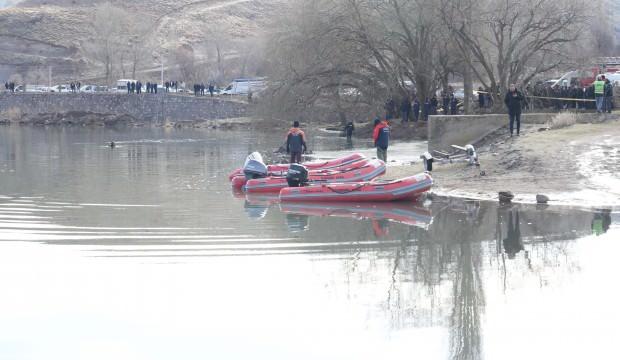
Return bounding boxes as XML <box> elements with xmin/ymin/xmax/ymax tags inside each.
<box><xmin>80</xmin><ymin>85</ymin><xmax>108</xmax><ymax>93</ymax></box>
<box><xmin>49</xmin><ymin>84</ymin><xmax>71</xmax><ymax>93</ymax></box>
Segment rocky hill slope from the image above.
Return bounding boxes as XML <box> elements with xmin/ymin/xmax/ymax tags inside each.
<box><xmin>0</xmin><ymin>0</ymin><xmax>283</xmax><ymax>81</ymax></box>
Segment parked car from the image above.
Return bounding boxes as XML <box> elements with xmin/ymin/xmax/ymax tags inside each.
<box><xmin>80</xmin><ymin>84</ymin><xmax>108</xmax><ymax>93</ymax></box>
<box><xmin>49</xmin><ymin>84</ymin><xmax>70</xmax><ymax>93</ymax></box>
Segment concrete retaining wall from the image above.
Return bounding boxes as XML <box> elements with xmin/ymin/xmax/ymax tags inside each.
<box><xmin>0</xmin><ymin>93</ymin><xmax>249</xmax><ymax>123</ymax></box>
<box><xmin>428</xmin><ymin>113</ymin><xmax>558</xmax><ymax>152</ymax></box>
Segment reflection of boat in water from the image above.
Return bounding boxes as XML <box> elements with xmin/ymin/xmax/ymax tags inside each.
<box><xmin>232</xmin><ymin>190</ymin><xmax>280</xmax><ymax>219</ymax></box>
<box><xmin>280</xmin><ymin>202</ymin><xmax>433</xmax><ymax>229</ymax></box>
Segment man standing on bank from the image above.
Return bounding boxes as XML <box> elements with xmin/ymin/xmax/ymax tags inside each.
<box><xmin>286</xmin><ymin>121</ymin><xmax>307</xmax><ymax>164</ymax></box>
<box><xmin>373</xmin><ymin>117</ymin><xmax>390</xmax><ymax>162</ymax></box>
<box><xmin>504</xmin><ymin>84</ymin><xmax>525</xmax><ymax>137</ymax></box>
<box><xmin>593</xmin><ymin>75</ymin><xmax>606</xmax><ymax>113</ymax></box>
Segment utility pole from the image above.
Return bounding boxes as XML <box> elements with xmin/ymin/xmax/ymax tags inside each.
<box><xmin>160</xmin><ymin>57</ymin><xmax>164</xmax><ymax>86</ymax></box>
<box><xmin>48</xmin><ymin>66</ymin><xmax>52</xmax><ymax>89</ymax></box>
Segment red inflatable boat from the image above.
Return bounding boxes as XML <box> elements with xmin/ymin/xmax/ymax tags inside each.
<box><xmin>279</xmin><ymin>173</ymin><xmax>433</xmax><ymax>202</ymax></box>
<box><xmin>228</xmin><ymin>153</ymin><xmax>366</xmax><ymax>181</ymax></box>
<box><xmin>231</xmin><ymin>158</ymin><xmax>371</xmax><ymax>190</ymax></box>
<box><xmin>244</xmin><ymin>159</ymin><xmax>387</xmax><ymax>193</ymax></box>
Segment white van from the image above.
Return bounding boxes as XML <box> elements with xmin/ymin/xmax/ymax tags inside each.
<box><xmin>220</xmin><ymin>78</ymin><xmax>266</xmax><ymax>95</ymax></box>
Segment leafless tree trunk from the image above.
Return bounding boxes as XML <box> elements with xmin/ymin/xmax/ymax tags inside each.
<box><xmin>441</xmin><ymin>0</ymin><xmax>587</xmax><ymax>110</ymax></box>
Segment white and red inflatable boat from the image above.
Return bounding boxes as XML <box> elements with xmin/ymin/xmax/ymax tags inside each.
<box><xmin>228</xmin><ymin>153</ymin><xmax>366</xmax><ymax>181</ymax></box>
<box><xmin>244</xmin><ymin>159</ymin><xmax>386</xmax><ymax>193</ymax></box>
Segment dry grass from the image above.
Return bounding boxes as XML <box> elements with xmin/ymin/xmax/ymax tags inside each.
<box><xmin>547</xmin><ymin>112</ymin><xmax>577</xmax><ymax>129</ymax></box>
<box><xmin>1</xmin><ymin>107</ymin><xmax>23</xmax><ymax>122</ymax></box>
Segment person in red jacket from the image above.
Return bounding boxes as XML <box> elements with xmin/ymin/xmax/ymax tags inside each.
<box><xmin>286</xmin><ymin>121</ymin><xmax>307</xmax><ymax>163</ymax></box>
<box><xmin>372</xmin><ymin>117</ymin><xmax>390</xmax><ymax>162</ymax></box>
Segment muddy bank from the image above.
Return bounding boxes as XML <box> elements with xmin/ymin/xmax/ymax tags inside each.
<box><xmin>384</xmin><ymin>115</ymin><xmax>620</xmax><ymax>206</ymax></box>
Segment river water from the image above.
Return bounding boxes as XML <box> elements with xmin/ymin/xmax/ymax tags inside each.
<box><xmin>0</xmin><ymin>126</ymin><xmax>618</xmax><ymax>360</ymax></box>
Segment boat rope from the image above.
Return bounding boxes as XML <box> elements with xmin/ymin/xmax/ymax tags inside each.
<box><xmin>326</xmin><ymin>183</ymin><xmax>366</xmax><ymax>194</ymax></box>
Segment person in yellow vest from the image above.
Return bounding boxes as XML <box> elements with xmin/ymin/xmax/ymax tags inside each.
<box><xmin>593</xmin><ymin>75</ymin><xmax>606</xmax><ymax>113</ymax></box>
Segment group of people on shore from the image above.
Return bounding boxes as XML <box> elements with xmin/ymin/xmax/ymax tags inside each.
<box><xmin>192</xmin><ymin>83</ymin><xmax>216</xmax><ymax>97</ymax></box>
<box><xmin>593</xmin><ymin>75</ymin><xmax>614</xmax><ymax>113</ymax></box>
<box><xmin>69</xmin><ymin>82</ymin><xmax>81</xmax><ymax>92</ymax></box>
<box><xmin>384</xmin><ymin>94</ymin><xmax>459</xmax><ymax>123</ymax></box>
<box><xmin>3</xmin><ymin>82</ymin><xmax>16</xmax><ymax>92</ymax></box>
<box><xmin>126</xmin><ymin>81</ymin><xmax>144</xmax><ymax>94</ymax></box>
<box><xmin>164</xmin><ymin>81</ymin><xmax>178</xmax><ymax>92</ymax></box>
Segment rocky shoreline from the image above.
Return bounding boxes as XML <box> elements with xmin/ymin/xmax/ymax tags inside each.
<box><xmin>0</xmin><ymin>110</ymin><xmax>260</xmax><ymax>130</ymax></box>
<box><xmin>0</xmin><ymin>111</ymin><xmax>139</xmax><ymax>126</ymax></box>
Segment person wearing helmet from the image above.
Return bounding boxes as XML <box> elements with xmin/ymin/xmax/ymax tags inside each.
<box><xmin>286</xmin><ymin>121</ymin><xmax>307</xmax><ymax>164</ymax></box>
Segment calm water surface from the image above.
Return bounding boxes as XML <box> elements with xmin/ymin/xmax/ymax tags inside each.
<box><xmin>0</xmin><ymin>126</ymin><xmax>618</xmax><ymax>360</ymax></box>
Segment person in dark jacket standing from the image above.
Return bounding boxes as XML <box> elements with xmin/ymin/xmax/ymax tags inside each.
<box><xmin>373</xmin><ymin>118</ymin><xmax>390</xmax><ymax>162</ymax></box>
<box><xmin>504</xmin><ymin>84</ymin><xmax>525</xmax><ymax>137</ymax></box>
<box><xmin>450</xmin><ymin>95</ymin><xmax>458</xmax><ymax>115</ymax></box>
<box><xmin>344</xmin><ymin>121</ymin><xmax>354</xmax><ymax>140</ymax></box>
<box><xmin>286</xmin><ymin>121</ymin><xmax>307</xmax><ymax>164</ymax></box>
<box><xmin>412</xmin><ymin>97</ymin><xmax>420</xmax><ymax>122</ymax></box>
<box><xmin>400</xmin><ymin>96</ymin><xmax>411</xmax><ymax>123</ymax></box>
<box><xmin>604</xmin><ymin>78</ymin><xmax>613</xmax><ymax>113</ymax></box>
<box><xmin>384</xmin><ymin>98</ymin><xmax>396</xmax><ymax>120</ymax></box>
<box><xmin>430</xmin><ymin>95</ymin><xmax>438</xmax><ymax>115</ymax></box>
<box><xmin>442</xmin><ymin>92</ymin><xmax>450</xmax><ymax>115</ymax></box>
<box><xmin>423</xmin><ymin>98</ymin><xmax>431</xmax><ymax>121</ymax></box>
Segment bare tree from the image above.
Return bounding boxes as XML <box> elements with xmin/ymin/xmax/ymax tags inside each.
<box><xmin>86</xmin><ymin>2</ymin><xmax>130</xmax><ymax>85</ymax></box>
<box><xmin>441</xmin><ymin>0</ymin><xmax>588</xmax><ymax>107</ymax></box>
<box><xmin>263</xmin><ymin>0</ymin><xmax>450</xmax><ymax>120</ymax></box>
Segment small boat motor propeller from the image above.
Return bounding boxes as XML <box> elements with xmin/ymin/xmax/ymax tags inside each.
<box><xmin>286</xmin><ymin>164</ymin><xmax>309</xmax><ymax>187</ymax></box>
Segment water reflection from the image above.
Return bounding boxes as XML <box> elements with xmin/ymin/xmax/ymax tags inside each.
<box><xmin>592</xmin><ymin>208</ymin><xmax>612</xmax><ymax>236</ymax></box>
<box><xmin>501</xmin><ymin>207</ymin><xmax>523</xmax><ymax>259</ymax></box>
<box><xmin>0</xmin><ymin>126</ymin><xmax>617</xmax><ymax>360</ymax></box>
<box><xmin>234</xmin><ymin>196</ymin><xmax>600</xmax><ymax>360</ymax></box>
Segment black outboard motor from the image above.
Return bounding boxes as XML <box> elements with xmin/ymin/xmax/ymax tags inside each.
<box><xmin>243</xmin><ymin>152</ymin><xmax>268</xmax><ymax>180</ymax></box>
<box><xmin>286</xmin><ymin>164</ymin><xmax>309</xmax><ymax>187</ymax></box>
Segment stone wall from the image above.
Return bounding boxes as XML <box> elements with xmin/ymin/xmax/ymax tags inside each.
<box><xmin>0</xmin><ymin>93</ymin><xmax>250</xmax><ymax>123</ymax></box>
<box><xmin>427</xmin><ymin>113</ymin><xmax>556</xmax><ymax>152</ymax></box>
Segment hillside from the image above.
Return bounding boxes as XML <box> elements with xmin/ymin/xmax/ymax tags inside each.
<box><xmin>0</xmin><ymin>0</ymin><xmax>284</xmax><ymax>82</ymax></box>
